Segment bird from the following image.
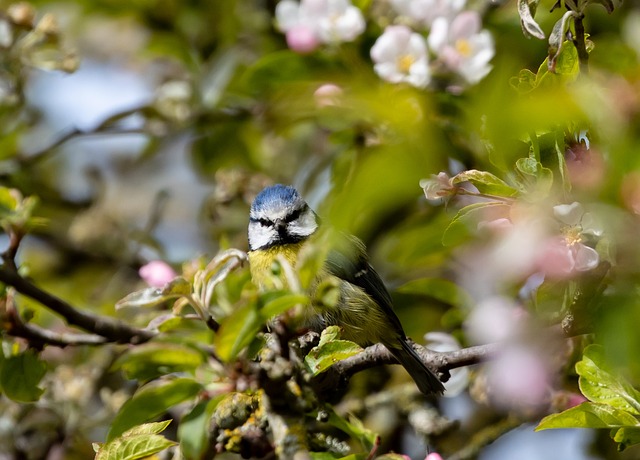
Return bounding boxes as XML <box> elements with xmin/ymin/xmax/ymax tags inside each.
<box><xmin>247</xmin><ymin>184</ymin><xmax>445</xmax><ymax>395</ymax></box>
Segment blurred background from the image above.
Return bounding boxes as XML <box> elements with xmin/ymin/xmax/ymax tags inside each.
<box><xmin>2</xmin><ymin>0</ymin><xmax>640</xmax><ymax>458</ymax></box>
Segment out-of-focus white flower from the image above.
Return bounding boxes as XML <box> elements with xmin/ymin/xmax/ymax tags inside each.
<box><xmin>424</xmin><ymin>332</ymin><xmax>469</xmax><ymax>397</ymax></box>
<box><xmin>371</xmin><ymin>25</ymin><xmax>430</xmax><ymax>88</ymax></box>
<box><xmin>486</xmin><ymin>345</ymin><xmax>551</xmax><ymax>410</ymax></box>
<box><xmin>420</xmin><ymin>172</ymin><xmax>453</xmax><ymax>200</ymax></box>
<box><xmin>390</xmin><ymin>0</ymin><xmax>465</xmax><ymax>29</ymax></box>
<box><xmin>139</xmin><ymin>260</ymin><xmax>177</xmax><ymax>288</ymax></box>
<box><xmin>537</xmin><ymin>202</ymin><xmax>601</xmax><ymax>278</ymax></box>
<box><xmin>465</xmin><ymin>297</ymin><xmax>526</xmax><ymax>345</ymax></box>
<box><xmin>428</xmin><ymin>11</ymin><xmax>494</xmax><ymax>84</ymax></box>
<box><xmin>275</xmin><ymin>0</ymin><xmax>365</xmax><ymax>52</ymax></box>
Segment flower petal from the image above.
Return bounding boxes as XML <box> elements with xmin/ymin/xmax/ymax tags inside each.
<box><xmin>574</xmin><ymin>244</ymin><xmax>600</xmax><ymax>271</ymax></box>
<box><xmin>553</xmin><ymin>201</ymin><xmax>584</xmax><ymax>226</ymax></box>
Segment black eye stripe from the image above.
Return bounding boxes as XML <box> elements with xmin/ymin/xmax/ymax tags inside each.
<box><xmin>250</xmin><ymin>217</ymin><xmax>272</xmax><ymax>227</ymax></box>
<box><xmin>285</xmin><ymin>206</ymin><xmax>304</xmax><ymax>223</ymax></box>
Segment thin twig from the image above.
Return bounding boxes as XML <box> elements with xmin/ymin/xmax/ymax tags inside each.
<box><xmin>3</xmin><ymin>296</ymin><xmax>107</xmax><ymax>347</ymax></box>
<box><xmin>0</xmin><ymin>265</ymin><xmax>154</xmax><ymax>344</ymax></box>
<box><xmin>573</xmin><ymin>14</ymin><xmax>589</xmax><ymax>75</ymax></box>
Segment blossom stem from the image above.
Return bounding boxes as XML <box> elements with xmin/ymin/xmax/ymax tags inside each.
<box><xmin>455</xmin><ymin>188</ymin><xmax>517</xmax><ymax>203</ymax></box>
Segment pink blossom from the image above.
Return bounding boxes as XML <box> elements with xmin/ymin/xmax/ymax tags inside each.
<box><xmin>314</xmin><ymin>83</ymin><xmax>343</xmax><ymax>107</ymax></box>
<box><xmin>275</xmin><ymin>0</ymin><xmax>365</xmax><ymax>53</ymax></box>
<box><xmin>425</xmin><ymin>453</ymin><xmax>444</xmax><ymax>460</ymax></box>
<box><xmin>487</xmin><ymin>346</ymin><xmax>551</xmax><ymax>409</ymax></box>
<box><xmin>285</xmin><ymin>24</ymin><xmax>320</xmax><ymax>53</ymax></box>
<box><xmin>139</xmin><ymin>260</ymin><xmax>177</xmax><ymax>288</ymax></box>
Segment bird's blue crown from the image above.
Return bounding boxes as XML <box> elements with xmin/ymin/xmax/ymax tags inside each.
<box><xmin>251</xmin><ymin>184</ymin><xmax>301</xmax><ymax>213</ymax></box>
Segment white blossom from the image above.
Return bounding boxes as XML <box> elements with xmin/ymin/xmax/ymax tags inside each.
<box><xmin>370</xmin><ymin>25</ymin><xmax>430</xmax><ymax>88</ymax></box>
<box><xmin>390</xmin><ymin>0</ymin><xmax>465</xmax><ymax>29</ymax></box>
<box><xmin>428</xmin><ymin>11</ymin><xmax>494</xmax><ymax>84</ymax></box>
<box><xmin>275</xmin><ymin>0</ymin><xmax>365</xmax><ymax>52</ymax></box>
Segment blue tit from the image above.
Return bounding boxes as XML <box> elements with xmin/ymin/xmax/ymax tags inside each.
<box><xmin>248</xmin><ymin>184</ymin><xmax>444</xmax><ymax>395</ymax></box>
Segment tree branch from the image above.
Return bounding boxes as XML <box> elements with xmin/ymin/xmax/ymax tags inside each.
<box><xmin>0</xmin><ymin>265</ymin><xmax>154</xmax><ymax>344</ymax></box>
<box><xmin>326</xmin><ymin>341</ymin><xmax>501</xmax><ymax>388</ymax></box>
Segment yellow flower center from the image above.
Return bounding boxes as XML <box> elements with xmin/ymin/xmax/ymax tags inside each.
<box><xmin>563</xmin><ymin>226</ymin><xmax>583</xmax><ymax>246</ymax></box>
<box><xmin>397</xmin><ymin>54</ymin><xmax>415</xmax><ymax>73</ymax></box>
<box><xmin>455</xmin><ymin>38</ymin><xmax>472</xmax><ymax>57</ymax></box>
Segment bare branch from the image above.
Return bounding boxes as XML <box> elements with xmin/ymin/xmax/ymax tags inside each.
<box><xmin>0</xmin><ymin>265</ymin><xmax>154</xmax><ymax>344</ymax></box>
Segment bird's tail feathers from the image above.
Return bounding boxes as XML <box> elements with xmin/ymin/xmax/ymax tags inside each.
<box><xmin>388</xmin><ymin>338</ymin><xmax>445</xmax><ymax>396</ymax></box>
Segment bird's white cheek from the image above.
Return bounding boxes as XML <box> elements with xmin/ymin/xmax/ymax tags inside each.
<box><xmin>249</xmin><ymin>223</ymin><xmax>276</xmax><ymax>250</ymax></box>
<box><xmin>289</xmin><ymin>213</ymin><xmax>317</xmax><ymax>237</ymax></box>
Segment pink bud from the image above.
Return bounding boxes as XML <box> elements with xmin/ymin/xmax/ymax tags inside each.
<box><xmin>565</xmin><ymin>392</ymin><xmax>587</xmax><ymax>409</ymax></box>
<box><xmin>314</xmin><ymin>83</ymin><xmax>343</xmax><ymax>107</ymax></box>
<box><xmin>286</xmin><ymin>25</ymin><xmax>320</xmax><ymax>53</ymax></box>
<box><xmin>139</xmin><ymin>260</ymin><xmax>177</xmax><ymax>288</ymax></box>
<box><xmin>426</xmin><ymin>453</ymin><xmax>444</xmax><ymax>460</ymax></box>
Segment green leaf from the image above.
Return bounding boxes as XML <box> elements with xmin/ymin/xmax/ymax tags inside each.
<box><xmin>547</xmin><ymin>12</ymin><xmax>577</xmax><ymax>73</ymax></box>
<box><xmin>0</xmin><ymin>350</ymin><xmax>47</xmax><ymax>402</ymax></box>
<box><xmin>261</xmin><ymin>293</ymin><xmax>309</xmax><ymax>318</ymax></box>
<box><xmin>536</xmin><ymin>402</ymin><xmax>639</xmax><ymax>431</ymax></box>
<box><xmin>591</xmin><ymin>0</ymin><xmax>616</xmax><ymax>12</ymax></box>
<box><xmin>442</xmin><ymin>202</ymin><xmax>510</xmax><ymax>246</ymax></box>
<box><xmin>112</xmin><ymin>342</ymin><xmax>205</xmax><ymax>382</ymax></box>
<box><xmin>322</xmin><ymin>406</ymin><xmax>378</xmax><ymax>450</ymax></box>
<box><xmin>178</xmin><ymin>398</ymin><xmax>223</xmax><ymax>460</ymax></box>
<box><xmin>509</xmin><ymin>69</ymin><xmax>538</xmax><ymax>93</ymax></box>
<box><xmin>517</xmin><ymin>0</ymin><xmax>545</xmax><ymax>39</ymax></box>
<box><xmin>577</xmin><ymin>344</ymin><xmax>640</xmax><ymax>415</ymax></box>
<box><xmin>613</xmin><ymin>426</ymin><xmax>640</xmax><ymax>451</ymax></box>
<box><xmin>515</xmin><ymin>157</ymin><xmax>554</xmax><ymax>193</ymax></box>
<box><xmin>107</xmin><ymin>378</ymin><xmax>202</xmax><ymax>441</ymax></box>
<box><xmin>95</xmin><ymin>421</ymin><xmax>176</xmax><ymax>460</ymax></box>
<box><xmin>0</xmin><ymin>187</ymin><xmax>18</xmax><ymax>217</ymax></box>
<box><xmin>451</xmin><ymin>170</ymin><xmax>519</xmax><ymax>197</ymax></box>
<box><xmin>398</xmin><ymin>278</ymin><xmax>473</xmax><ymax>309</ymax></box>
<box><xmin>214</xmin><ymin>301</ymin><xmax>262</xmax><ymax>362</ymax></box>
<box><xmin>305</xmin><ymin>327</ymin><xmax>363</xmax><ymax>375</ymax></box>
<box><xmin>215</xmin><ymin>291</ymin><xmax>308</xmax><ymax>362</ymax></box>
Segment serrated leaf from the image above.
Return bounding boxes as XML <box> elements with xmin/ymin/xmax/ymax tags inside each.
<box><xmin>518</xmin><ymin>0</ymin><xmax>545</xmax><ymax>39</ymax></box>
<box><xmin>107</xmin><ymin>378</ymin><xmax>202</xmax><ymax>441</ymax></box>
<box><xmin>442</xmin><ymin>202</ymin><xmax>509</xmax><ymax>247</ymax></box>
<box><xmin>305</xmin><ymin>328</ymin><xmax>363</xmax><ymax>375</ymax></box>
<box><xmin>122</xmin><ymin>420</ymin><xmax>173</xmax><ymax>437</ymax></box>
<box><xmin>112</xmin><ymin>342</ymin><xmax>205</xmax><ymax>382</ymax></box>
<box><xmin>398</xmin><ymin>278</ymin><xmax>473</xmax><ymax>309</ymax></box>
<box><xmin>0</xmin><ymin>350</ymin><xmax>46</xmax><ymax>402</ymax></box>
<box><xmin>536</xmin><ymin>402</ymin><xmax>639</xmax><ymax>431</ymax></box>
<box><xmin>451</xmin><ymin>170</ymin><xmax>518</xmax><ymax>197</ymax></box>
<box><xmin>95</xmin><ymin>429</ymin><xmax>176</xmax><ymax>460</ymax></box>
<box><xmin>577</xmin><ymin>344</ymin><xmax>640</xmax><ymax>415</ymax></box>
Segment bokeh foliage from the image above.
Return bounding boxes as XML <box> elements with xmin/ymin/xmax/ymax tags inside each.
<box><xmin>2</xmin><ymin>0</ymin><xmax>640</xmax><ymax>459</ymax></box>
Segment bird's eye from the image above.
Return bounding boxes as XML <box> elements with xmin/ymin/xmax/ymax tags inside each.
<box><xmin>258</xmin><ymin>218</ymin><xmax>271</xmax><ymax>227</ymax></box>
<box><xmin>285</xmin><ymin>205</ymin><xmax>306</xmax><ymax>223</ymax></box>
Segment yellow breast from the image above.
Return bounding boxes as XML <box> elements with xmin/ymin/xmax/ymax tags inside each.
<box><xmin>248</xmin><ymin>243</ymin><xmax>306</xmax><ymax>290</ymax></box>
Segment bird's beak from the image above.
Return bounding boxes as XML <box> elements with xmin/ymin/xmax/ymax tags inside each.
<box><xmin>275</xmin><ymin>219</ymin><xmax>287</xmax><ymax>237</ymax></box>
